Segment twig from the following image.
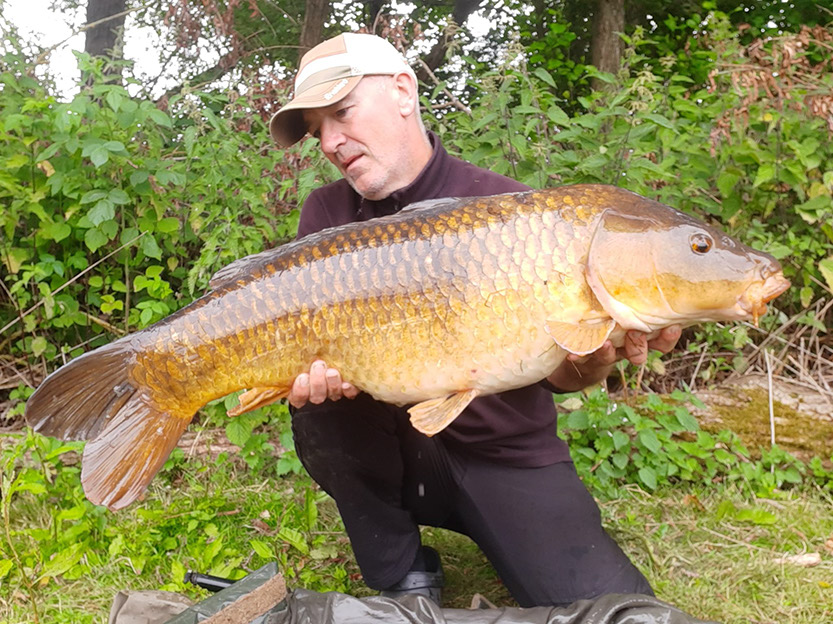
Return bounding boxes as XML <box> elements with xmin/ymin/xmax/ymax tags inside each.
<box><xmin>765</xmin><ymin>350</ymin><xmax>775</xmax><ymax>449</ymax></box>
<box><xmin>416</xmin><ymin>59</ymin><xmax>471</xmax><ymax>115</ymax></box>
<box><xmin>82</xmin><ymin>310</ymin><xmax>125</xmax><ymax>336</ymax></box>
<box><xmin>689</xmin><ymin>346</ymin><xmax>708</xmax><ymax>389</ymax></box>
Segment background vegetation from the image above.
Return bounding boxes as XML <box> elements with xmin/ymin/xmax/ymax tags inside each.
<box><xmin>1</xmin><ymin>1</ymin><xmax>832</xmax><ymax>622</ymax></box>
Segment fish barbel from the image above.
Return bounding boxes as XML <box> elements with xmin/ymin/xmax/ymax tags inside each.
<box><xmin>25</xmin><ymin>185</ymin><xmax>790</xmax><ymax>510</ymax></box>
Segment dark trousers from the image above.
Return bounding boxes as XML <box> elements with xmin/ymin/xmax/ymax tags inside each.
<box><xmin>291</xmin><ymin>394</ymin><xmax>653</xmax><ymax>607</ymax></box>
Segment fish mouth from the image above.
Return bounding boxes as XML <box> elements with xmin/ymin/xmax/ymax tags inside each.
<box><xmin>739</xmin><ymin>273</ymin><xmax>791</xmax><ymax>326</ymax></box>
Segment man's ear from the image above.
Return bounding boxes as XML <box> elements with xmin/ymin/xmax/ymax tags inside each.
<box><xmin>393</xmin><ymin>72</ymin><xmax>418</xmax><ymax>118</ymax></box>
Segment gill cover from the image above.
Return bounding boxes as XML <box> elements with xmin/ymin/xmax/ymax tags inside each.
<box><xmin>585</xmin><ymin>206</ymin><xmax>775</xmax><ymax>332</ymax></box>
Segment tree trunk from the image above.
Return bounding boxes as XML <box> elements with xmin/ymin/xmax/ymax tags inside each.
<box><xmin>84</xmin><ymin>0</ymin><xmax>127</xmax><ymax>71</ymax></box>
<box><xmin>590</xmin><ymin>0</ymin><xmax>625</xmax><ymax>91</ymax></box>
<box><xmin>298</xmin><ymin>0</ymin><xmax>330</xmax><ymax>60</ymax></box>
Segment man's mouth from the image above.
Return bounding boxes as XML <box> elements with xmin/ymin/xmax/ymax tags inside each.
<box><xmin>341</xmin><ymin>154</ymin><xmax>362</xmax><ymax>171</ymax></box>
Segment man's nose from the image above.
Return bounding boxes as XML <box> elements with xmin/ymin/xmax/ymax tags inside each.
<box><xmin>318</xmin><ymin>119</ymin><xmax>345</xmax><ymax>155</ymax></box>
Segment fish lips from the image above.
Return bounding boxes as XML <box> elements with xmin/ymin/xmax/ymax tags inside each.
<box><xmin>738</xmin><ymin>273</ymin><xmax>791</xmax><ymax>326</ymax></box>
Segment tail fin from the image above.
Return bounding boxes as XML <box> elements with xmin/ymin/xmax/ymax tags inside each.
<box><xmin>25</xmin><ymin>341</ymin><xmax>192</xmax><ymax>510</ymax></box>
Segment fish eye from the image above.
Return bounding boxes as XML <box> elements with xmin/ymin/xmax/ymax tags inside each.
<box><xmin>690</xmin><ymin>233</ymin><xmax>713</xmax><ymax>254</ymax></box>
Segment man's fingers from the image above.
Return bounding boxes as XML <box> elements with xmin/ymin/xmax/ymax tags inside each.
<box><xmin>647</xmin><ymin>325</ymin><xmax>682</xmax><ymax>354</ymax></box>
<box><xmin>288</xmin><ymin>373</ymin><xmax>310</xmax><ymax>409</ymax></box>
<box><xmin>623</xmin><ymin>331</ymin><xmax>648</xmax><ymax>365</ymax></box>
<box><xmin>325</xmin><ymin>368</ymin><xmax>343</xmax><ymax>401</ymax></box>
<box><xmin>290</xmin><ymin>360</ymin><xmax>359</xmax><ymax>408</ymax></box>
<box><xmin>308</xmin><ymin>360</ymin><xmax>329</xmax><ymax>404</ymax></box>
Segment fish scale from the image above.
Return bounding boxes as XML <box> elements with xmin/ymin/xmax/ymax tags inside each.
<box><xmin>25</xmin><ymin>185</ymin><xmax>790</xmax><ymax>509</ymax></box>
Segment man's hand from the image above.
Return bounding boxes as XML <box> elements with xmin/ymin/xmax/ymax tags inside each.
<box><xmin>547</xmin><ymin>325</ymin><xmax>682</xmax><ymax>393</ymax></box>
<box><xmin>288</xmin><ymin>360</ymin><xmax>360</xmax><ymax>409</ymax></box>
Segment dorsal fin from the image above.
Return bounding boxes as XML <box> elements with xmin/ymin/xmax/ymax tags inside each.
<box><xmin>399</xmin><ymin>196</ymin><xmax>463</xmax><ymax>212</ymax></box>
<box><xmin>208</xmin><ymin>248</ymin><xmax>285</xmax><ymax>291</ymax></box>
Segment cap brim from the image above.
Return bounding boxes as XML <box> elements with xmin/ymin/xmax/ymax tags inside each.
<box><xmin>269</xmin><ymin>75</ymin><xmax>363</xmax><ymax>148</ymax></box>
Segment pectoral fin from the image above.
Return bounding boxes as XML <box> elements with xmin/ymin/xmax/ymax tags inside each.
<box><xmin>546</xmin><ymin>319</ymin><xmax>616</xmax><ymax>355</ymax></box>
<box><xmin>408</xmin><ymin>389</ymin><xmax>479</xmax><ymax>436</ymax></box>
<box><xmin>228</xmin><ymin>386</ymin><xmax>291</xmax><ymax>417</ymax></box>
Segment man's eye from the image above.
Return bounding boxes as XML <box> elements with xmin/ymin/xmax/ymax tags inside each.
<box><xmin>335</xmin><ymin>106</ymin><xmax>351</xmax><ymax>118</ymax></box>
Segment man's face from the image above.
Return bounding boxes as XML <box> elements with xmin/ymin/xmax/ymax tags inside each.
<box><xmin>302</xmin><ymin>75</ymin><xmax>419</xmax><ymax>201</ymax></box>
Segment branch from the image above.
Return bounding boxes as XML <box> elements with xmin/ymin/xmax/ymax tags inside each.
<box><xmin>417</xmin><ymin>58</ymin><xmax>471</xmax><ymax>115</ymax></box>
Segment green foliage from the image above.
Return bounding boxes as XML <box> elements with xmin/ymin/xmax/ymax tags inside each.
<box><xmin>0</xmin><ymin>50</ymin><xmax>330</xmax><ymax>378</ymax></box>
<box><xmin>0</xmin><ymin>412</ymin><xmax>350</xmax><ymax>622</ymax></box>
<box><xmin>436</xmin><ymin>11</ymin><xmax>832</xmax><ymax>316</ymax></box>
<box><xmin>557</xmin><ymin>387</ymin><xmax>825</xmax><ymax>500</ymax></box>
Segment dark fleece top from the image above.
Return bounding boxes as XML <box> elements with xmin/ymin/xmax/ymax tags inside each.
<box><xmin>295</xmin><ymin>132</ymin><xmax>571</xmax><ymax>467</ymax></box>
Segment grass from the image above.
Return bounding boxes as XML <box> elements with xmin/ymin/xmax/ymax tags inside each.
<box><xmin>2</xmin><ymin>428</ymin><xmax>833</xmax><ymax>623</ymax></box>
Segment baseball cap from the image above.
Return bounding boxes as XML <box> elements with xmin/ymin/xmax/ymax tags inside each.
<box><xmin>269</xmin><ymin>33</ymin><xmax>417</xmax><ymax>148</ymax></box>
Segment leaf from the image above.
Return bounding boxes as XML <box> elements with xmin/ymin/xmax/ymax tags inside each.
<box><xmin>87</xmin><ymin>199</ymin><xmax>115</xmax><ymax>226</ymax></box>
<box><xmin>103</xmin><ymin>140</ymin><xmax>127</xmax><ymax>153</ymax></box>
<box><xmin>84</xmin><ymin>227</ymin><xmax>109</xmax><ymax>252</ymax></box>
<box><xmin>89</xmin><ymin>146</ymin><xmax>110</xmax><ymax>168</ymax></box>
<box><xmin>716</xmin><ymin>170</ymin><xmax>741</xmax><ymax>198</ymax></box>
<box><xmin>638</xmin><ymin>466</ymin><xmax>657</xmax><ymax>490</ymax></box>
<box><xmin>819</xmin><ymin>257</ymin><xmax>833</xmax><ymax>293</ymax></box>
<box><xmin>80</xmin><ymin>189</ymin><xmax>108</xmax><ymax>204</ymax></box>
<box><xmin>547</xmin><ymin>105</ymin><xmax>570</xmax><ymax>127</ymax></box>
<box><xmin>567</xmin><ymin>410</ymin><xmax>588</xmax><ymax>429</ymax></box>
<box><xmin>41</xmin><ymin>221</ymin><xmax>72</xmax><ymax>242</ymax></box>
<box><xmin>140</xmin><ymin>235</ymin><xmax>162</xmax><ymax>260</ymax></box>
<box><xmin>638</xmin><ymin>429</ymin><xmax>662</xmax><ymax>453</ymax></box>
<box><xmin>533</xmin><ymin>67</ymin><xmax>556</xmax><ymax>88</ymax></box>
<box><xmin>148</xmin><ymin>108</ymin><xmax>173</xmax><ymax>128</ymax></box>
<box><xmin>106</xmin><ymin>89</ymin><xmax>123</xmax><ymax>113</ymax></box>
<box><xmin>109</xmin><ymin>189</ymin><xmax>131</xmax><ymax>205</ymax></box>
<box><xmin>0</xmin><ymin>559</ymin><xmax>13</xmax><ymax>579</ymax></box>
<box><xmin>734</xmin><ymin>508</ymin><xmax>777</xmax><ymax>525</ymax></box>
<box><xmin>753</xmin><ymin>163</ymin><xmax>775</xmax><ymax>188</ymax></box>
<box><xmin>30</xmin><ymin>336</ymin><xmax>47</xmax><ymax>357</ymax></box>
<box><xmin>157</xmin><ymin>217</ymin><xmax>180</xmax><ymax>233</ymax></box>
<box><xmin>674</xmin><ymin>407</ymin><xmax>700</xmax><ymax>432</ymax></box>
<box><xmin>612</xmin><ymin>430</ymin><xmax>630</xmax><ymax>450</ymax></box>
<box><xmin>250</xmin><ymin>539</ymin><xmax>273</xmax><ymax>559</ymax></box>
<box><xmin>277</xmin><ymin>527</ymin><xmax>309</xmax><ymax>555</ymax></box>
<box><xmin>225</xmin><ymin>419</ymin><xmax>252</xmax><ymax>447</ymax></box>
<box><xmin>644</xmin><ymin>113</ymin><xmax>676</xmax><ymax>130</ymax></box>
<box><xmin>41</xmin><ymin>542</ymin><xmax>85</xmax><ymax>579</ymax></box>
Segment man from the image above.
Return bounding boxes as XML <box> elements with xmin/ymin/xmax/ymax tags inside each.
<box><xmin>269</xmin><ymin>32</ymin><xmax>681</xmax><ymax>607</ymax></box>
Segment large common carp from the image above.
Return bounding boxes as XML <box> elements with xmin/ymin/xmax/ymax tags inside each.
<box><xmin>25</xmin><ymin>185</ymin><xmax>789</xmax><ymax>510</ymax></box>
